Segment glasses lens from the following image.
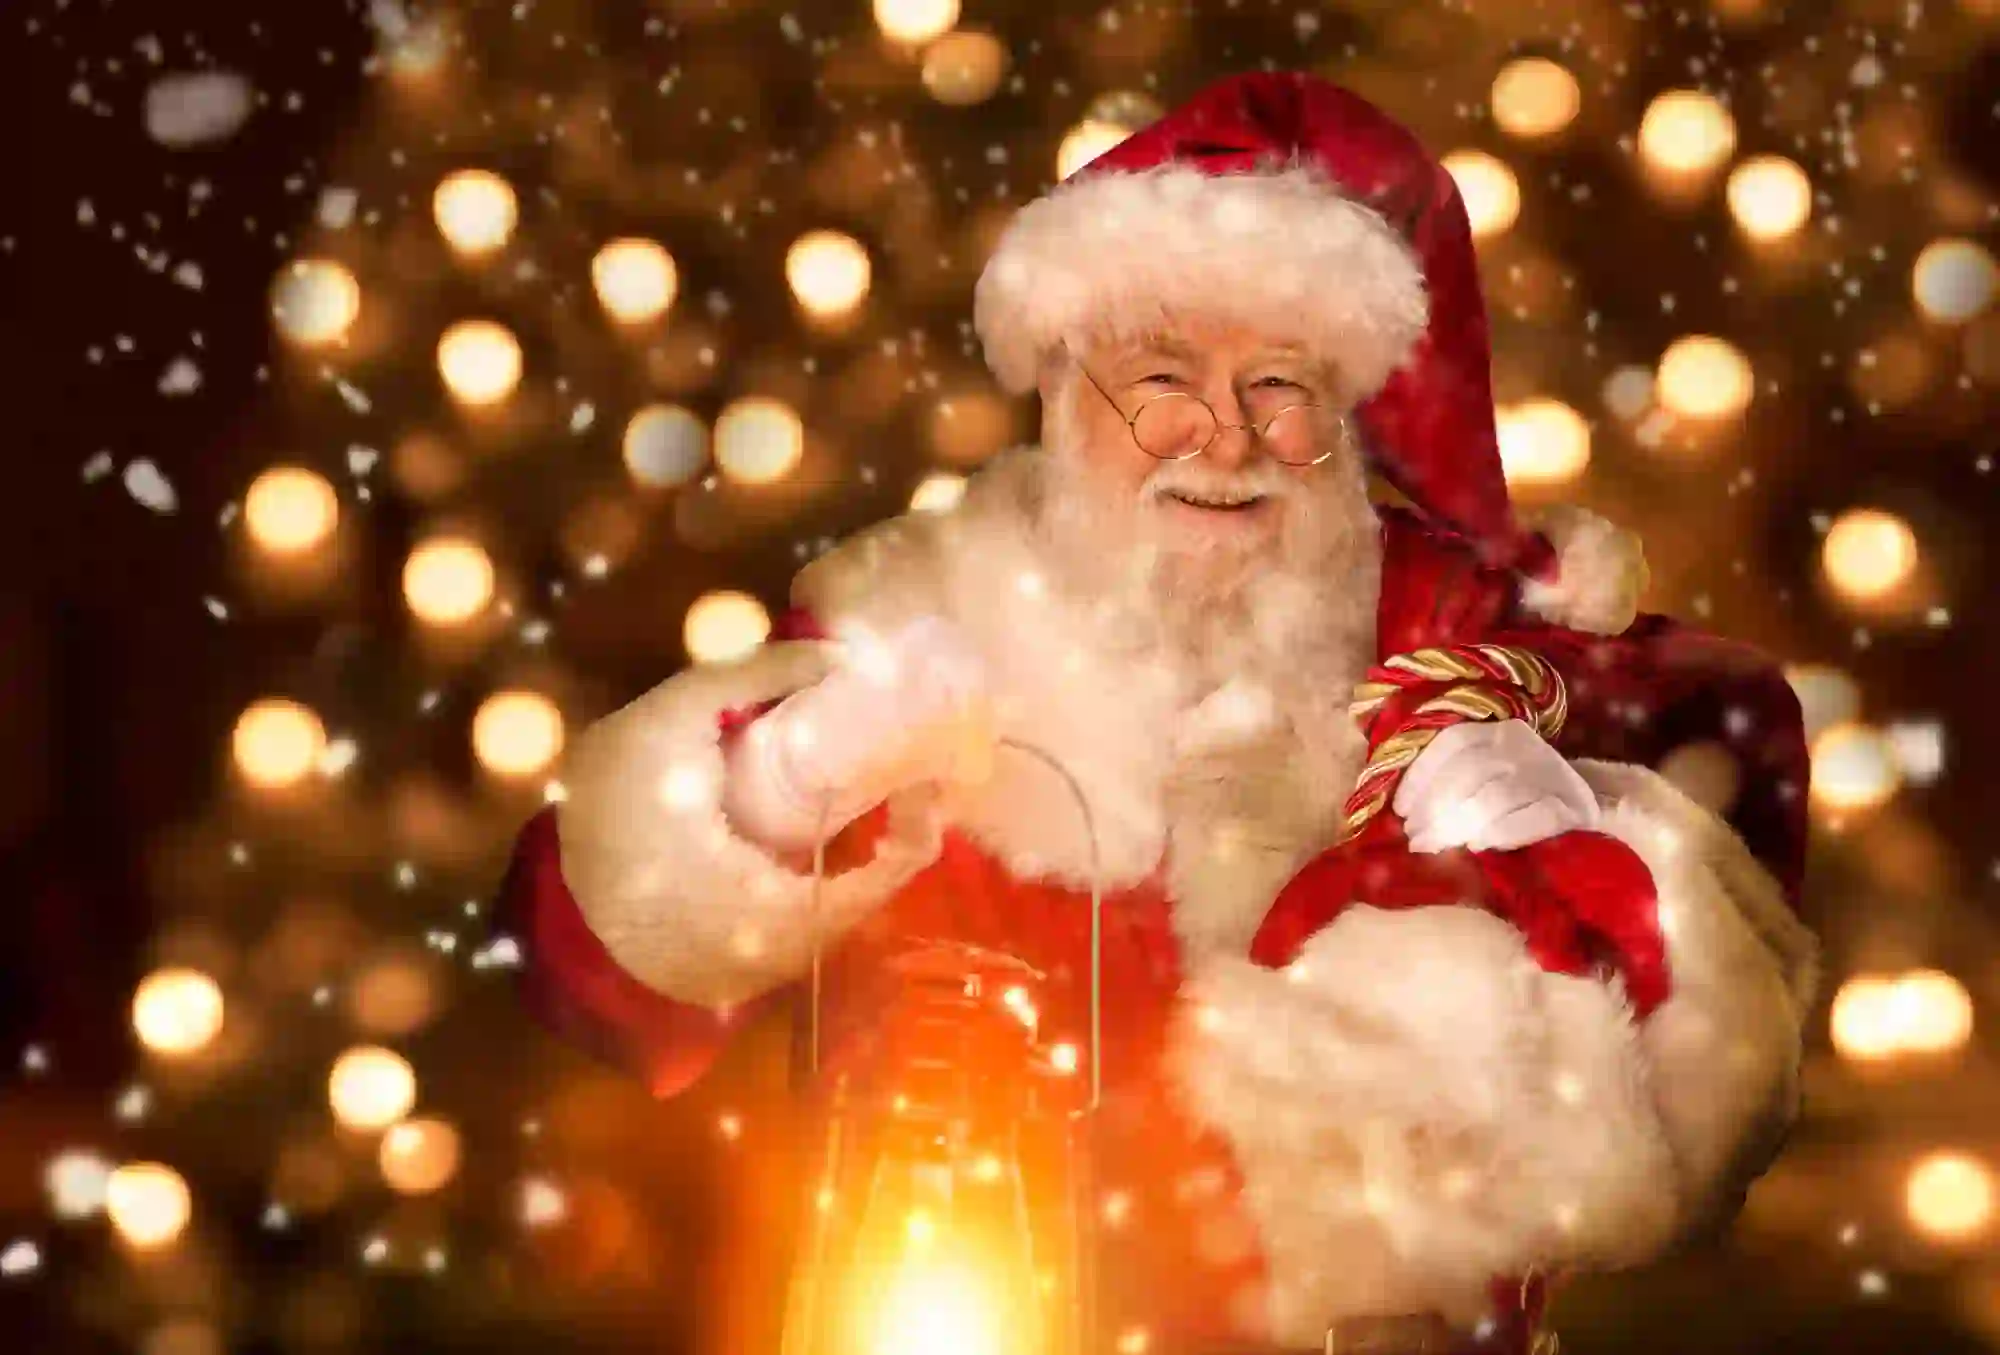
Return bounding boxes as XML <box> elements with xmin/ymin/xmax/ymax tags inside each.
<box><xmin>1263</xmin><ymin>405</ymin><xmax>1332</xmax><ymax>465</ymax></box>
<box><xmin>1131</xmin><ymin>394</ymin><xmax>1215</xmax><ymax>461</ymax></box>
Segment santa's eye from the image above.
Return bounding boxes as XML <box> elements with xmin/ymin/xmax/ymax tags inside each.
<box><xmin>1135</xmin><ymin>372</ymin><xmax>1182</xmax><ymax>386</ymax></box>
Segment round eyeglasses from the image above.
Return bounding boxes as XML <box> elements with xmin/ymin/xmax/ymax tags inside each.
<box><xmin>1074</xmin><ymin>361</ymin><xmax>1344</xmax><ymax>467</ymax></box>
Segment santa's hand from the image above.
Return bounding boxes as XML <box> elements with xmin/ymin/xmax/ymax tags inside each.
<box><xmin>722</xmin><ymin>616</ymin><xmax>993</xmax><ymax>851</ymax></box>
<box><xmin>1392</xmin><ymin>718</ymin><xmax>1599</xmax><ymax>854</ymax></box>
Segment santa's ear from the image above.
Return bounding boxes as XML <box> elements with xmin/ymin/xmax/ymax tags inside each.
<box><xmin>1515</xmin><ymin>504</ymin><xmax>1649</xmax><ymax>636</ymax></box>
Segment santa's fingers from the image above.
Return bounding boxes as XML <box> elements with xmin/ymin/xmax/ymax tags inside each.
<box><xmin>1464</xmin><ymin>796</ymin><xmax>1588</xmax><ymax>853</ymax></box>
<box><xmin>1408</xmin><ymin>775</ymin><xmax>1534</xmax><ymax>853</ymax></box>
<box><xmin>1391</xmin><ymin>721</ymin><xmax>1494</xmax><ymax>819</ymax></box>
<box><xmin>1393</xmin><ymin>725</ymin><xmax>1514</xmax><ymax>827</ymax></box>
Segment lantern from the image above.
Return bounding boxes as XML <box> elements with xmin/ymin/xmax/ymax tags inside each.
<box><xmin>780</xmin><ymin>940</ymin><xmax>1095</xmax><ymax>1355</ymax></box>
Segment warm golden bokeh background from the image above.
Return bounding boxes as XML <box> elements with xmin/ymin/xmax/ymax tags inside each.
<box><xmin>1</xmin><ymin>0</ymin><xmax>1997</xmax><ymax>1351</ymax></box>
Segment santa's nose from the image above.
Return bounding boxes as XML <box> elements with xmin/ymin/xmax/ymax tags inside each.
<box><xmin>1203</xmin><ymin>402</ymin><xmax>1258</xmax><ymax>470</ymax></box>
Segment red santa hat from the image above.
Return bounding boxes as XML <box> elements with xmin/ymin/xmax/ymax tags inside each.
<box><xmin>973</xmin><ymin>71</ymin><xmax>1645</xmax><ymax>636</ymax></box>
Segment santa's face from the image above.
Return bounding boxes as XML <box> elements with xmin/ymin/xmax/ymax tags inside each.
<box><xmin>1041</xmin><ymin>317</ymin><xmax>1358</xmax><ymax>592</ymax></box>
<box><xmin>1033</xmin><ymin>317</ymin><xmax>1381</xmax><ymax>688</ymax></box>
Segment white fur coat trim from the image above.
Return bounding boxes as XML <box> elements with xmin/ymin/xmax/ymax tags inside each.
<box><xmin>555</xmin><ymin>641</ymin><xmax>946</xmax><ymax>1009</ymax></box>
<box><xmin>1516</xmin><ymin>503</ymin><xmax>1650</xmax><ymax>636</ymax></box>
<box><xmin>1165</xmin><ymin>759</ymin><xmax>1817</xmax><ymax>1345</ymax></box>
<box><xmin>973</xmin><ymin>163</ymin><xmax>1428</xmax><ymax>399</ymax></box>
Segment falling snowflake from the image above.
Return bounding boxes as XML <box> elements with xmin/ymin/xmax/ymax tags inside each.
<box><xmin>0</xmin><ymin>1240</ymin><xmax>40</xmax><ymax>1279</ymax></box>
<box><xmin>318</xmin><ymin>187</ymin><xmax>359</xmax><ymax>229</ymax></box>
<box><xmin>1885</xmin><ymin>719</ymin><xmax>1944</xmax><ymax>786</ymax></box>
<box><xmin>123</xmin><ymin>460</ymin><xmax>178</xmax><ymax>514</ymax></box>
<box><xmin>346</xmin><ymin>445</ymin><xmax>380</xmax><ymax>476</ymax></box>
<box><xmin>81</xmin><ymin>451</ymin><xmax>113</xmax><ymax>483</ymax></box>
<box><xmin>115</xmin><ymin>1085</ymin><xmax>152</xmax><ymax>1123</ymax></box>
<box><xmin>44</xmin><ymin>1151</ymin><xmax>112</xmax><ymax>1219</ymax></box>
<box><xmin>171</xmin><ymin>261</ymin><xmax>204</xmax><ymax>290</ymax></box>
<box><xmin>519</xmin><ymin>1177</ymin><xmax>567</xmax><ymax>1228</ymax></box>
<box><xmin>334</xmin><ymin>378</ymin><xmax>372</xmax><ymax>414</ymax></box>
<box><xmin>144</xmin><ymin>72</ymin><xmax>254</xmax><ymax>147</ymax></box>
<box><xmin>318</xmin><ymin>738</ymin><xmax>360</xmax><ymax>778</ymax></box>
<box><xmin>471</xmin><ymin>936</ymin><xmax>522</xmax><ymax>971</ymax></box>
<box><xmin>158</xmin><ymin>357</ymin><xmax>202</xmax><ymax>395</ymax></box>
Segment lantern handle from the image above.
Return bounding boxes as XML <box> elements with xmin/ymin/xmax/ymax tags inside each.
<box><xmin>806</xmin><ymin>734</ymin><xmax>1105</xmax><ymax>1115</ymax></box>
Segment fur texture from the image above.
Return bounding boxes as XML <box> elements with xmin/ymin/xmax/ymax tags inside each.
<box><xmin>1165</xmin><ymin>758</ymin><xmax>1817</xmax><ymax>1343</ymax></box>
<box><xmin>1517</xmin><ymin>503</ymin><xmax>1651</xmax><ymax>636</ymax></box>
<box><xmin>554</xmin><ymin>641</ymin><xmax>947</xmax><ymax>1008</ymax></box>
<box><xmin>973</xmin><ymin>164</ymin><xmax>1429</xmax><ymax>400</ymax></box>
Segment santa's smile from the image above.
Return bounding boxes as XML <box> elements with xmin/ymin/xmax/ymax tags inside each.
<box><xmin>1159</xmin><ymin>488</ymin><xmax>1271</xmax><ymax>513</ymax></box>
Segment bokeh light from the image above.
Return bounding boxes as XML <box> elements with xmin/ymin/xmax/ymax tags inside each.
<box><xmin>1830</xmin><ymin>976</ymin><xmax>1901</xmax><ymax>1062</ymax></box>
<box><xmin>684</xmin><ymin>591</ymin><xmax>772</xmax><ymax>665</ymax></box>
<box><xmin>245</xmin><ymin>466</ymin><xmax>339</xmax><ymax>554</ymax></box>
<box><xmin>1912</xmin><ymin>238</ymin><xmax>1997</xmax><ymax>323</ymax></box>
<box><xmin>403</xmin><ymin>537</ymin><xmax>495</xmax><ymax>626</ymax></box>
<box><xmin>1810</xmin><ymin>722</ymin><xmax>1902</xmax><ymax>813</ymax></box>
<box><xmin>1656</xmin><ymin>335</ymin><xmax>1754</xmax><ymax>419</ymax></box>
<box><xmin>328</xmin><ymin>1046</ymin><xmax>418</xmax><ymax>1131</ymax></box>
<box><xmin>132</xmin><ymin>968</ymin><xmax>225</xmax><ymax>1057</ymax></box>
<box><xmin>1496</xmin><ymin>399</ymin><xmax>1590</xmax><ymax>486</ymax></box>
<box><xmin>472</xmin><ymin>691</ymin><xmax>565</xmax><ymax>779</ymax></box>
<box><xmin>45</xmin><ymin>1150</ymin><xmax>113</xmax><ymax>1219</ymax></box>
<box><xmin>1441</xmin><ymin>150</ymin><xmax>1520</xmax><ymax>238</ymax></box>
<box><xmin>1057</xmin><ymin>120</ymin><xmax>1132</xmax><ymax>180</ymax></box>
<box><xmin>270</xmin><ymin>259</ymin><xmax>361</xmax><ymax>346</ymax></box>
<box><xmin>347</xmin><ymin>951</ymin><xmax>441</xmax><ymax>1037</ymax></box>
<box><xmin>921</xmin><ymin>30</ymin><xmax>1007</xmax><ymax>105</ymax></box>
<box><xmin>1785</xmin><ymin>664</ymin><xmax>1862</xmax><ymax>743</ymax></box>
<box><xmin>592</xmin><ymin>238</ymin><xmax>678</xmax><ymax>324</ymax></box>
<box><xmin>1906</xmin><ymin>1152</ymin><xmax>1995</xmax><ymax>1243</ymax></box>
<box><xmin>106</xmin><ymin>1163</ymin><xmax>192</xmax><ymax>1249</ymax></box>
<box><xmin>1727</xmin><ymin>156</ymin><xmax>1813</xmax><ymax>240</ymax></box>
<box><xmin>1821</xmin><ymin>508</ymin><xmax>1918</xmax><ymax>601</ymax></box>
<box><xmin>1896</xmin><ymin>970</ymin><xmax>1976</xmax><ymax>1055</ymax></box>
<box><xmin>873</xmin><ymin>0</ymin><xmax>959</xmax><ymax>45</ymax></box>
<box><xmin>1490</xmin><ymin>58</ymin><xmax>1580</xmax><ymax>139</ymax></box>
<box><xmin>232</xmin><ymin>699</ymin><xmax>327</xmax><ymax>791</ymax></box>
<box><xmin>379</xmin><ymin>1117</ymin><xmax>463</xmax><ymax>1195</ymax></box>
<box><xmin>1637</xmin><ymin>89</ymin><xmax>1737</xmax><ymax>175</ymax></box>
<box><xmin>786</xmin><ymin>230</ymin><xmax>873</xmax><ymax>318</ymax></box>
<box><xmin>623</xmin><ymin>404</ymin><xmax>708</xmax><ymax>488</ymax></box>
<box><xmin>432</xmin><ymin>170</ymin><xmax>518</xmax><ymax>257</ymax></box>
<box><xmin>437</xmin><ymin>320</ymin><xmax>523</xmax><ymax>405</ymax></box>
<box><xmin>714</xmin><ymin>396</ymin><xmax>805</xmax><ymax>485</ymax></box>
<box><xmin>142</xmin><ymin>1319</ymin><xmax>222</xmax><ymax>1355</ymax></box>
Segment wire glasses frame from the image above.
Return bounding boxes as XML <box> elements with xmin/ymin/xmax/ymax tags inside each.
<box><xmin>1069</xmin><ymin>355</ymin><xmax>1346</xmax><ymax>467</ymax></box>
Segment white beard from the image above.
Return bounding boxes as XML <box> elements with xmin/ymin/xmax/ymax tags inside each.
<box><xmin>1026</xmin><ymin>431</ymin><xmax>1384</xmax><ymax>716</ymax></box>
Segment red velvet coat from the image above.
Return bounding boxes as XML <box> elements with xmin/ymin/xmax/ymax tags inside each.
<box><xmin>494</xmin><ymin>501</ymin><xmax>1815</xmax><ymax>1355</ymax></box>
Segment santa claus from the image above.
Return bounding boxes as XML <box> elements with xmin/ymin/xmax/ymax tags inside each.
<box><xmin>496</xmin><ymin>72</ymin><xmax>1820</xmax><ymax>1355</ymax></box>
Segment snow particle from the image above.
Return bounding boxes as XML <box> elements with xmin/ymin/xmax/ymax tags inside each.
<box><xmin>145</xmin><ymin>72</ymin><xmax>255</xmax><ymax>148</ymax></box>
<box><xmin>123</xmin><ymin>460</ymin><xmax>179</xmax><ymax>514</ymax></box>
